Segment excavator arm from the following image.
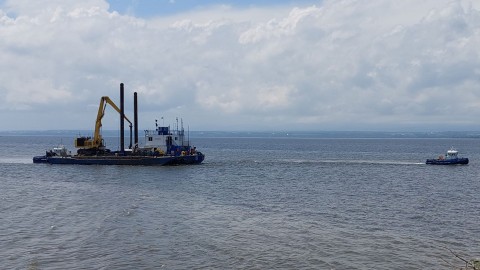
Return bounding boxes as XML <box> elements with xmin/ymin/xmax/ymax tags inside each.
<box><xmin>92</xmin><ymin>96</ymin><xmax>133</xmax><ymax>147</ymax></box>
<box><xmin>75</xmin><ymin>96</ymin><xmax>133</xmax><ymax>152</ymax></box>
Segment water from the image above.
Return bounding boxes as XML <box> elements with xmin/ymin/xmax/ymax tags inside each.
<box><xmin>1</xmin><ymin>135</ymin><xmax>479</xmax><ymax>269</ymax></box>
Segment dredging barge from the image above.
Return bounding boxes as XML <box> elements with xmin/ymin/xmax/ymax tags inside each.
<box><xmin>33</xmin><ymin>83</ymin><xmax>204</xmax><ymax>165</ymax></box>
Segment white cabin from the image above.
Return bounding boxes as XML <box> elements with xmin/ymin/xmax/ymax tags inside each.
<box><xmin>142</xmin><ymin>125</ymin><xmax>192</xmax><ymax>156</ymax></box>
<box><xmin>445</xmin><ymin>149</ymin><xmax>458</xmax><ymax>159</ymax></box>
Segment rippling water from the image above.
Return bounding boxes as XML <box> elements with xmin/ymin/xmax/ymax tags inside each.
<box><xmin>1</xmin><ymin>135</ymin><xmax>479</xmax><ymax>269</ymax></box>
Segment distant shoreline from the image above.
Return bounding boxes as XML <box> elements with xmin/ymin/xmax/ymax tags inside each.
<box><xmin>1</xmin><ymin>130</ymin><xmax>480</xmax><ymax>139</ymax></box>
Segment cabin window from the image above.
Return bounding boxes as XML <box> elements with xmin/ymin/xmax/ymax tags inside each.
<box><xmin>175</xmin><ymin>137</ymin><xmax>178</xmax><ymax>140</ymax></box>
<box><xmin>148</xmin><ymin>137</ymin><xmax>153</xmax><ymax>141</ymax></box>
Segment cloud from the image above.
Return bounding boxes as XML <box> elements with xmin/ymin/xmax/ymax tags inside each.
<box><xmin>0</xmin><ymin>0</ymin><xmax>480</xmax><ymax>131</ymax></box>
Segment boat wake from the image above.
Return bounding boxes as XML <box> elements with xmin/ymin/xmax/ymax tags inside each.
<box><xmin>0</xmin><ymin>158</ymin><xmax>34</xmax><ymax>164</ymax></box>
<box><xmin>282</xmin><ymin>159</ymin><xmax>425</xmax><ymax>166</ymax></box>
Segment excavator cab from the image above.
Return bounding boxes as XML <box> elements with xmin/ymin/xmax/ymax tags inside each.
<box><xmin>74</xmin><ymin>136</ymin><xmax>92</xmax><ymax>147</ymax></box>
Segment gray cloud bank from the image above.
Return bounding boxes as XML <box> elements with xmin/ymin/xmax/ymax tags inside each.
<box><xmin>1</xmin><ymin>0</ymin><xmax>480</xmax><ymax>131</ymax></box>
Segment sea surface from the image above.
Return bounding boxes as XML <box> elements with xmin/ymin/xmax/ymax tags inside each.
<box><xmin>1</xmin><ymin>134</ymin><xmax>479</xmax><ymax>269</ymax></box>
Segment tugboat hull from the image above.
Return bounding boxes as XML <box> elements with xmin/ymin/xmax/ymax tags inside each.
<box><xmin>33</xmin><ymin>156</ymin><xmax>49</xmax><ymax>163</ymax></box>
<box><xmin>426</xmin><ymin>158</ymin><xmax>469</xmax><ymax>165</ymax></box>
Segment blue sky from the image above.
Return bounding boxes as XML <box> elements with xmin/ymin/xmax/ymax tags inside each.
<box><xmin>107</xmin><ymin>0</ymin><xmax>312</xmax><ymax>17</ymax></box>
<box><xmin>1</xmin><ymin>0</ymin><xmax>480</xmax><ymax>131</ymax></box>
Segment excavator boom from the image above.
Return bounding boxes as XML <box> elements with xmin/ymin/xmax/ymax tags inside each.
<box><xmin>75</xmin><ymin>96</ymin><xmax>133</xmax><ymax>152</ymax></box>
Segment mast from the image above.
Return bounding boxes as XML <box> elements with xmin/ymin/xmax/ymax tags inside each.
<box><xmin>120</xmin><ymin>83</ymin><xmax>125</xmax><ymax>154</ymax></box>
<box><xmin>134</xmin><ymin>92</ymin><xmax>138</xmax><ymax>147</ymax></box>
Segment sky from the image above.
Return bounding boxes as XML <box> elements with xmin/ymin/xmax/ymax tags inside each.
<box><xmin>1</xmin><ymin>0</ymin><xmax>480</xmax><ymax>132</ymax></box>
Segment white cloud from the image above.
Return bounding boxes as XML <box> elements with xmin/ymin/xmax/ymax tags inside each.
<box><xmin>238</xmin><ymin>6</ymin><xmax>320</xmax><ymax>44</ymax></box>
<box><xmin>0</xmin><ymin>0</ymin><xmax>480</xmax><ymax>131</ymax></box>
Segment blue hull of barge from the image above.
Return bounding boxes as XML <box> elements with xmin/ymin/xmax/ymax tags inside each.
<box><xmin>33</xmin><ymin>153</ymin><xmax>204</xmax><ymax>166</ymax></box>
<box><xmin>425</xmin><ymin>158</ymin><xmax>469</xmax><ymax>165</ymax></box>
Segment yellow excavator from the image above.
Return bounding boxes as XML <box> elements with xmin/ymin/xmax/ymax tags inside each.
<box><xmin>75</xmin><ymin>96</ymin><xmax>133</xmax><ymax>155</ymax></box>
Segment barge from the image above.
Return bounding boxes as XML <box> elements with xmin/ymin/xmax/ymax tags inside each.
<box><xmin>33</xmin><ymin>83</ymin><xmax>204</xmax><ymax>166</ymax></box>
